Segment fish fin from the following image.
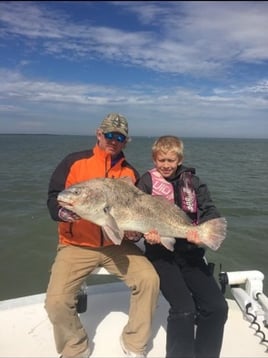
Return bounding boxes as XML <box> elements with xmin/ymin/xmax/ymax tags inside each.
<box><xmin>134</xmin><ymin>239</ymin><xmax>146</xmax><ymax>253</ymax></box>
<box><xmin>101</xmin><ymin>213</ymin><xmax>124</xmax><ymax>245</ymax></box>
<box><xmin>160</xmin><ymin>236</ymin><xmax>176</xmax><ymax>251</ymax></box>
<box><xmin>196</xmin><ymin>217</ymin><xmax>227</xmax><ymax>251</ymax></box>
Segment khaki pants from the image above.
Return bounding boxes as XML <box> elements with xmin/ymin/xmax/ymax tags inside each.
<box><xmin>45</xmin><ymin>241</ymin><xmax>160</xmax><ymax>357</ymax></box>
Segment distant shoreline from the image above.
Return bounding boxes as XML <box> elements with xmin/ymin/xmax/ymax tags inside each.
<box><xmin>1</xmin><ymin>133</ymin><xmax>268</xmax><ymax>140</ymax></box>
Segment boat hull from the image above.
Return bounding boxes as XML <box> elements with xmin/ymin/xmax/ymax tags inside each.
<box><xmin>0</xmin><ymin>281</ymin><xmax>267</xmax><ymax>357</ymax></box>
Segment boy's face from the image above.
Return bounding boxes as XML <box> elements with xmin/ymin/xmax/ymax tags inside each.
<box><xmin>154</xmin><ymin>150</ymin><xmax>181</xmax><ymax>178</ymax></box>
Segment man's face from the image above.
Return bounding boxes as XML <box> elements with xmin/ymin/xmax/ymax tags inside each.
<box><xmin>96</xmin><ymin>130</ymin><xmax>127</xmax><ymax>156</ymax></box>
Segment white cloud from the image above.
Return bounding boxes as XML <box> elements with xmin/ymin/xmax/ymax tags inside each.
<box><xmin>0</xmin><ymin>1</ymin><xmax>267</xmax><ymax>137</ymax></box>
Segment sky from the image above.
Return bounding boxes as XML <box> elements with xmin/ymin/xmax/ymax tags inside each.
<box><xmin>0</xmin><ymin>1</ymin><xmax>268</xmax><ymax>138</ymax></box>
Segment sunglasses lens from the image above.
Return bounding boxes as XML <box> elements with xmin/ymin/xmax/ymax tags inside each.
<box><xmin>104</xmin><ymin>132</ymin><xmax>113</xmax><ymax>140</ymax></box>
<box><xmin>116</xmin><ymin>134</ymin><xmax>126</xmax><ymax>143</ymax></box>
<box><xmin>104</xmin><ymin>132</ymin><xmax>126</xmax><ymax>143</ymax></box>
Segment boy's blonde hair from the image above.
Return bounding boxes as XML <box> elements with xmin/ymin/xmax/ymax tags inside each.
<box><xmin>152</xmin><ymin>135</ymin><xmax>184</xmax><ymax>162</ymax></box>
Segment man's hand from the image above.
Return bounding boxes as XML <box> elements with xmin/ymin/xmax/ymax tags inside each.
<box><xmin>124</xmin><ymin>231</ymin><xmax>143</xmax><ymax>242</ymax></box>
<box><xmin>144</xmin><ymin>229</ymin><xmax>161</xmax><ymax>245</ymax></box>
<box><xmin>58</xmin><ymin>208</ymin><xmax>81</xmax><ymax>222</ymax></box>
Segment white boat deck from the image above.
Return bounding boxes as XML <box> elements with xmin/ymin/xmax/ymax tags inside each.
<box><xmin>0</xmin><ymin>280</ymin><xmax>267</xmax><ymax>358</ymax></box>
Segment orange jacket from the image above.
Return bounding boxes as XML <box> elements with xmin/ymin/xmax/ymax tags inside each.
<box><xmin>47</xmin><ymin>144</ymin><xmax>139</xmax><ymax>248</ymax></box>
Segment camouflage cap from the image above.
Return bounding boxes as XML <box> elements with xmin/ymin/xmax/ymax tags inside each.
<box><xmin>100</xmin><ymin>113</ymin><xmax>128</xmax><ymax>137</ymax></box>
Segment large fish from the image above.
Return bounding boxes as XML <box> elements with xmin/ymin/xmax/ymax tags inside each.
<box><xmin>57</xmin><ymin>177</ymin><xmax>227</xmax><ymax>251</ymax></box>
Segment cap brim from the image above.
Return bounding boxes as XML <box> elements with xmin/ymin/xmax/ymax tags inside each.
<box><xmin>102</xmin><ymin>127</ymin><xmax>128</xmax><ymax>137</ymax></box>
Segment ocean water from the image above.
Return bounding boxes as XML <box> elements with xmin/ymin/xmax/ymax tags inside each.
<box><xmin>1</xmin><ymin>134</ymin><xmax>268</xmax><ymax>300</ymax></box>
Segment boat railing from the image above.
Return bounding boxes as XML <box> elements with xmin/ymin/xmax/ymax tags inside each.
<box><xmin>219</xmin><ymin>270</ymin><xmax>268</xmax><ymax>348</ymax></box>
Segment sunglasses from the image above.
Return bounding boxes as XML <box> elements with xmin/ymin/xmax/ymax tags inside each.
<box><xmin>103</xmin><ymin>132</ymin><xmax>126</xmax><ymax>143</ymax></box>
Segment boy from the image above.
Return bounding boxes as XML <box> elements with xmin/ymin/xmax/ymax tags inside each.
<box><xmin>137</xmin><ymin>135</ymin><xmax>228</xmax><ymax>358</ymax></box>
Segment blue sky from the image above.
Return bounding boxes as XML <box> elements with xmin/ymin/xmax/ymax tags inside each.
<box><xmin>0</xmin><ymin>1</ymin><xmax>268</xmax><ymax>138</ymax></box>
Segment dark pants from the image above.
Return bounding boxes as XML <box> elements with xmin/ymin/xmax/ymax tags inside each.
<box><xmin>151</xmin><ymin>255</ymin><xmax>228</xmax><ymax>358</ymax></box>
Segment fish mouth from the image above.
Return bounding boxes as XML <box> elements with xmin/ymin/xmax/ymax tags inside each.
<box><xmin>58</xmin><ymin>200</ymin><xmax>73</xmax><ymax>208</ymax></box>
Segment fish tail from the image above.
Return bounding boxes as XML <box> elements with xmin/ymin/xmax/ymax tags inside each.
<box><xmin>197</xmin><ymin>217</ymin><xmax>227</xmax><ymax>251</ymax></box>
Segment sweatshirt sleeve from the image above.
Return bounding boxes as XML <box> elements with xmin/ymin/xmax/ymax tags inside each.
<box><xmin>47</xmin><ymin>155</ymin><xmax>72</xmax><ymax>221</ymax></box>
<box><xmin>193</xmin><ymin>176</ymin><xmax>221</xmax><ymax>224</ymax></box>
<box><xmin>136</xmin><ymin>172</ymin><xmax>153</xmax><ymax>194</ymax></box>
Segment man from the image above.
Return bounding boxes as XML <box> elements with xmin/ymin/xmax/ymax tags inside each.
<box><xmin>45</xmin><ymin>113</ymin><xmax>159</xmax><ymax>358</ymax></box>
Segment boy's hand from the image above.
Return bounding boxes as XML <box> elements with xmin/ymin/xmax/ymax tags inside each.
<box><xmin>144</xmin><ymin>229</ymin><xmax>161</xmax><ymax>245</ymax></box>
<box><xmin>187</xmin><ymin>229</ymin><xmax>202</xmax><ymax>245</ymax></box>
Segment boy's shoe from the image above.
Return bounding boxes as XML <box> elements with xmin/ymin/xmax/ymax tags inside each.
<box><xmin>120</xmin><ymin>335</ymin><xmax>146</xmax><ymax>358</ymax></box>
